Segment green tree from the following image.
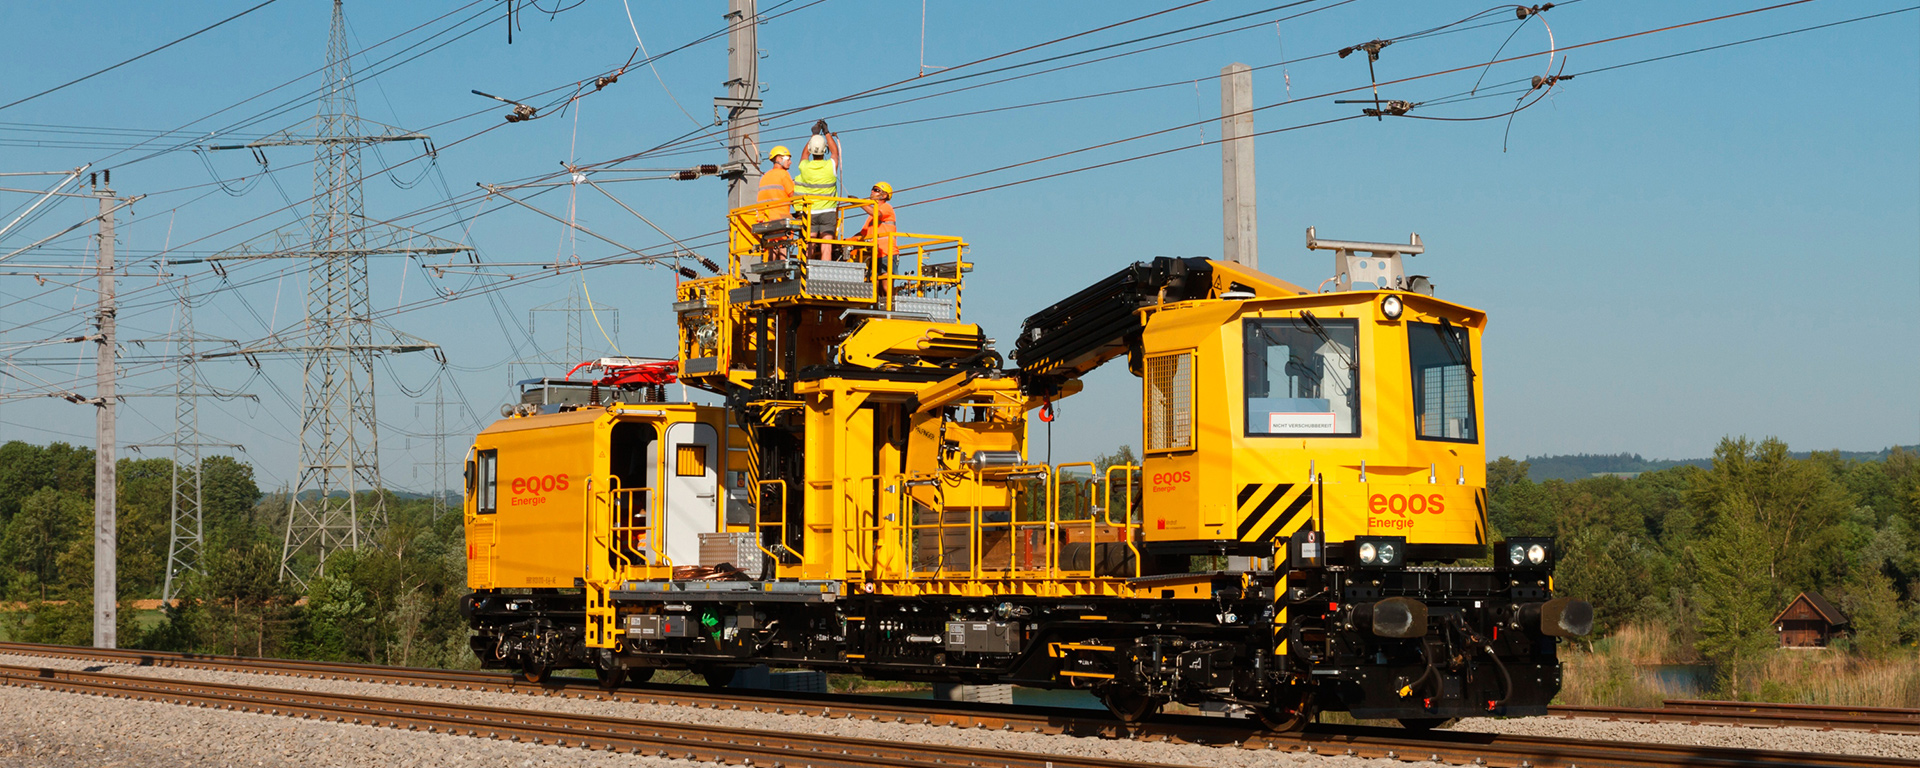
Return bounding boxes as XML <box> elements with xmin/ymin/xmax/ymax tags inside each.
<box><xmin>197</xmin><ymin>540</ymin><xmax>298</xmax><ymax>656</ymax></box>
<box><xmin>1093</xmin><ymin>445</ymin><xmax>1137</xmax><ymax>473</ymax></box>
<box><xmin>1690</xmin><ymin>499</ymin><xmax>1777</xmax><ymax>694</ymax></box>
<box><xmin>1834</xmin><ymin>564</ymin><xmax>1902</xmax><ymax>658</ymax></box>
<box><xmin>114</xmin><ymin>456</ymin><xmax>172</xmax><ymax>599</ymax></box>
<box><xmin>292</xmin><ymin>500</ymin><xmax>467</xmax><ymax>664</ymax></box>
<box><xmin>0</xmin><ymin>441</ymin><xmax>93</xmax><ymax>524</ymax></box>
<box><xmin>0</xmin><ymin>488</ymin><xmax>88</xmax><ymax>600</ymax></box>
<box><xmin>1687</xmin><ymin>437</ymin><xmax>1850</xmax><ymax>596</ymax></box>
<box><xmin>1486</xmin><ymin>456</ymin><xmax>1530</xmax><ymax>497</ymax></box>
<box><xmin>201</xmin><ymin>454</ymin><xmax>264</xmax><ymax>540</ymax></box>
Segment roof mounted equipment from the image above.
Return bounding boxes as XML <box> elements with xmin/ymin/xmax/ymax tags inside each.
<box><xmin>1306</xmin><ymin>227</ymin><xmax>1431</xmax><ymax>295</ymax></box>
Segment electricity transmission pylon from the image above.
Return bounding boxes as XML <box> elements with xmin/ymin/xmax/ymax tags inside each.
<box><xmin>508</xmin><ymin>284</ymin><xmax>619</xmax><ymax>384</ymax></box>
<box><xmin>411</xmin><ymin>374</ymin><xmax>459</xmax><ymax>518</ymax></box>
<box><xmin>204</xmin><ymin>0</ymin><xmax>469</xmax><ymax>589</ymax></box>
<box><xmin>126</xmin><ymin>276</ymin><xmax>247</xmax><ymax>602</ymax></box>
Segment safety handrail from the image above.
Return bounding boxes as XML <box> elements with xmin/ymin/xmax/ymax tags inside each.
<box><xmin>753</xmin><ymin>478</ymin><xmax>789</xmax><ymax>574</ymax></box>
<box><xmin>884</xmin><ymin>460</ymin><xmax>1149</xmax><ymax>584</ymax></box>
<box><xmin>725</xmin><ymin>196</ymin><xmax>969</xmax><ymax>309</ymax></box>
<box><xmin>1053</xmin><ymin>462</ymin><xmax>1100</xmax><ymax>579</ymax></box>
<box><xmin>587</xmin><ymin>475</ymin><xmax>664</xmax><ymax>581</ymax></box>
<box><xmin>1102</xmin><ymin>464</ymin><xmax>1143</xmax><ymax>578</ymax></box>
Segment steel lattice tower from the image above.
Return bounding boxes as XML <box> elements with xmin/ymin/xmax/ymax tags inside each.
<box><xmin>127</xmin><ymin>275</ymin><xmax>244</xmax><ymax>601</ymax></box>
<box><xmin>286</xmin><ymin>0</ymin><xmax>385</xmax><ymax>585</ymax></box>
<box><xmin>206</xmin><ymin>0</ymin><xmax>469</xmax><ymax>588</ymax></box>
<box><xmin>163</xmin><ymin>277</ymin><xmax>205</xmax><ymax>602</ymax></box>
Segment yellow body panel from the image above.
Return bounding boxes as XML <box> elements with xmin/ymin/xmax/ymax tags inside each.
<box><xmin>464</xmin><ymin>404</ymin><xmax>731</xmax><ymax>591</ymax></box>
<box><xmin>1137</xmin><ymin>291</ymin><xmax>1489</xmax><ymax>553</ymax></box>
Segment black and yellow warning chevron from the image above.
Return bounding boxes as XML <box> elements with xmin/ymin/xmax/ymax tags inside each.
<box><xmin>1235</xmin><ymin>482</ymin><xmax>1314</xmax><ymax>543</ymax></box>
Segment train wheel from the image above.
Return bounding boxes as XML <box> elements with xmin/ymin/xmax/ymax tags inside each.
<box><xmin>1397</xmin><ymin>718</ymin><xmax>1456</xmax><ymax>731</ymax></box>
<box><xmin>1257</xmin><ymin>688</ymin><xmax>1312</xmax><ymax>732</ymax></box>
<box><xmin>518</xmin><ymin>664</ymin><xmax>548</xmax><ymax>684</ymax></box>
<box><xmin>595</xmin><ymin>666</ymin><xmax>626</xmax><ymax>691</ymax></box>
<box><xmin>627</xmin><ymin>667</ymin><xmax>656</xmax><ymax>685</ymax></box>
<box><xmin>1257</xmin><ymin>704</ymin><xmax>1309</xmax><ymax>732</ymax></box>
<box><xmin>1097</xmin><ymin>685</ymin><xmax>1159</xmax><ymax>723</ymax></box>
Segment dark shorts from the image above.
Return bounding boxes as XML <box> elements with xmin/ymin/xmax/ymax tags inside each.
<box><xmin>809</xmin><ymin>210</ymin><xmax>838</xmax><ymax>237</ymax></box>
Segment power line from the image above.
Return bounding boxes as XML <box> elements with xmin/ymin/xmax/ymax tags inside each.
<box><xmin>0</xmin><ymin>0</ymin><xmax>290</xmax><ymax>113</ymax></box>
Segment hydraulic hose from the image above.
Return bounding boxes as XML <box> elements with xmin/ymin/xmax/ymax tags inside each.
<box><xmin>1396</xmin><ymin>662</ymin><xmax>1438</xmax><ymax>700</ymax></box>
<box><xmin>1479</xmin><ymin>642</ymin><xmax>1513</xmax><ymax>707</ymax></box>
<box><xmin>1450</xmin><ymin>613</ymin><xmax>1512</xmax><ymax>708</ymax></box>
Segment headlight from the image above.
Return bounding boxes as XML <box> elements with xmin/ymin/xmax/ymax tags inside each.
<box><xmin>1496</xmin><ymin>538</ymin><xmax>1554</xmax><ymax>570</ymax></box>
<box><xmin>1381</xmin><ymin>294</ymin><xmax>1404</xmax><ymax>320</ymax></box>
<box><xmin>1352</xmin><ymin>536</ymin><xmax>1406</xmax><ymax>568</ymax></box>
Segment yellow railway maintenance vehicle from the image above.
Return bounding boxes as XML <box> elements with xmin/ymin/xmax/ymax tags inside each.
<box><xmin>460</xmin><ymin>194</ymin><xmax>1592</xmax><ymax>728</ymax></box>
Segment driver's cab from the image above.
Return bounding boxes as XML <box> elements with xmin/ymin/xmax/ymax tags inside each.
<box><xmin>1134</xmin><ymin>232</ymin><xmax>1489</xmax><ymax>568</ymax></box>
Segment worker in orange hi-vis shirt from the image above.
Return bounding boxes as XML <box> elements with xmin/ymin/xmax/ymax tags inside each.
<box><xmin>753</xmin><ymin>145</ymin><xmax>797</xmax><ymax>258</ymax></box>
<box><xmin>755</xmin><ymin>145</ymin><xmax>795</xmax><ymax>220</ymax></box>
<box><xmin>852</xmin><ymin>181</ymin><xmax>897</xmax><ymax>267</ymax></box>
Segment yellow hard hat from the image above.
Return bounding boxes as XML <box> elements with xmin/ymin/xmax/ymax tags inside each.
<box><xmin>768</xmin><ymin>145</ymin><xmax>791</xmax><ymax>160</ymax></box>
<box><xmin>872</xmin><ymin>181</ymin><xmax>893</xmax><ymax>195</ymax></box>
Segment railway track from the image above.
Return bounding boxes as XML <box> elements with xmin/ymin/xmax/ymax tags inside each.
<box><xmin>1553</xmin><ymin>699</ymin><xmax>1920</xmax><ymax>735</ymax></box>
<box><xmin>0</xmin><ymin>642</ymin><xmax>1912</xmax><ymax>768</ymax></box>
<box><xmin>0</xmin><ymin>662</ymin><xmax>1161</xmax><ymax>768</ymax></box>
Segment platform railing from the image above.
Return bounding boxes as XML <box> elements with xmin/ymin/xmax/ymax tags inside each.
<box><xmin>724</xmin><ymin>196</ymin><xmax>968</xmax><ymax>311</ymax></box>
<box><xmin>894</xmin><ymin>462</ymin><xmax>1140</xmax><ymax>583</ymax></box>
<box><xmin>752</xmin><ymin>477</ymin><xmax>790</xmax><ymax>575</ymax></box>
<box><xmin>587</xmin><ymin>476</ymin><xmax>663</xmax><ymax>582</ymax></box>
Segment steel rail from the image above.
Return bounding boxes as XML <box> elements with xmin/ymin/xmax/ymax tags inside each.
<box><xmin>1</xmin><ymin>643</ymin><xmax>1913</xmax><ymax>768</ymax></box>
<box><xmin>1664</xmin><ymin>699</ymin><xmax>1920</xmax><ymax>721</ymax></box>
<box><xmin>0</xmin><ymin>662</ymin><xmax>1181</xmax><ymax>768</ymax></box>
<box><xmin>1550</xmin><ymin>700</ymin><xmax>1920</xmax><ymax>736</ymax></box>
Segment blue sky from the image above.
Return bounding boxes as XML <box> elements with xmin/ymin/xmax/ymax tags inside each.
<box><xmin>0</xmin><ymin>0</ymin><xmax>1915</xmax><ymax>492</ymax></box>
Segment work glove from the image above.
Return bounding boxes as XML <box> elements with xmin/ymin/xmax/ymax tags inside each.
<box><xmin>812</xmin><ymin>120</ymin><xmax>829</xmax><ymax>135</ymax></box>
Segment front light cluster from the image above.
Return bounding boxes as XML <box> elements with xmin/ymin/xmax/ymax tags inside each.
<box><xmin>1506</xmin><ymin>543</ymin><xmax>1546</xmax><ymax>566</ymax></box>
<box><xmin>1497</xmin><ymin>538</ymin><xmax>1553</xmax><ymax>569</ymax></box>
<box><xmin>1353</xmin><ymin>536</ymin><xmax>1405</xmax><ymax>567</ymax></box>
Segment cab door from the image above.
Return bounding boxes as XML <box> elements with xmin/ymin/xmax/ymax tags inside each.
<box><xmin>662</xmin><ymin>422</ymin><xmax>721</xmax><ymax>566</ymax></box>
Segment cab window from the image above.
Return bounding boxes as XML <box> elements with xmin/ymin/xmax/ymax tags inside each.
<box><xmin>1409</xmin><ymin>321</ymin><xmax>1477</xmax><ymax>442</ymax></box>
<box><xmin>475</xmin><ymin>449</ymin><xmax>498</xmax><ymax>514</ymax></box>
<box><xmin>1244</xmin><ymin>316</ymin><xmax>1360</xmax><ymax>437</ymax></box>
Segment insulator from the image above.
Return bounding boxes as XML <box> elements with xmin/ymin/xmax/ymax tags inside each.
<box><xmin>677</xmin><ymin>266</ymin><xmax>699</xmax><ymax>279</ymax></box>
<box><xmin>672</xmin><ymin>170</ymin><xmax>700</xmax><ymax>181</ymax></box>
<box><xmin>697</xmin><ymin>164</ymin><xmax>720</xmax><ymax>175</ymax></box>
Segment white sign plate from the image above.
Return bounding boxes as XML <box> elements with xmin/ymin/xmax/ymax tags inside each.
<box><xmin>1268</xmin><ymin>412</ymin><xmax>1338</xmax><ymax>434</ymax></box>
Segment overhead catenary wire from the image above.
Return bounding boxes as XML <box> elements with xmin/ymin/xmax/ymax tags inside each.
<box><xmin>96</xmin><ymin>0</ymin><xmax>1881</xmax><ymax>364</ymax></box>
<box><xmin>0</xmin><ymin>0</ymin><xmax>833</xmax><ymax>416</ymax></box>
<box><xmin>0</xmin><ymin>0</ymin><xmax>291</xmax><ymax>113</ymax></box>
<box><xmin>1</xmin><ymin>0</ymin><xmax>1899</xmax><ymax>418</ymax></box>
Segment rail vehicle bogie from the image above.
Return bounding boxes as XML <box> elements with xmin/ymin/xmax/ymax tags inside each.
<box><xmin>461</xmin><ymin>200</ymin><xmax>1591</xmax><ymax>724</ymax></box>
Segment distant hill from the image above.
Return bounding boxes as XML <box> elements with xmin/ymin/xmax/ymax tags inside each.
<box><xmin>1519</xmin><ymin>445</ymin><xmax>1918</xmax><ymax>483</ymax></box>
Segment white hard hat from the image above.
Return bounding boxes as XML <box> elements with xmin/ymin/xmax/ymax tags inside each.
<box><xmin>806</xmin><ymin>135</ymin><xmax>829</xmax><ymax>157</ymax></box>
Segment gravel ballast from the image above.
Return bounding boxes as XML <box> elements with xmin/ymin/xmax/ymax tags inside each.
<box><xmin>1451</xmin><ymin>714</ymin><xmax>1920</xmax><ymax>759</ymax></box>
<box><xmin>1</xmin><ymin>652</ymin><xmax>1911</xmax><ymax>766</ymax></box>
<box><xmin>0</xmin><ymin>681</ymin><xmax>695</xmax><ymax>768</ymax></box>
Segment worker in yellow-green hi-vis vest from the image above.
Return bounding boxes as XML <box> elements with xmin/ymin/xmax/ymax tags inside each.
<box><xmin>794</xmin><ymin>120</ymin><xmax>841</xmax><ymax>261</ymax></box>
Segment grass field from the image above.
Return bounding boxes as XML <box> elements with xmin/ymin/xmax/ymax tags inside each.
<box><xmin>1555</xmin><ymin>623</ymin><xmax>1920</xmax><ymax>708</ymax></box>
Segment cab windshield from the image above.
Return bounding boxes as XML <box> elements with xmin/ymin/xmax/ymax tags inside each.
<box><xmin>1409</xmin><ymin>320</ymin><xmax>1477</xmax><ymax>442</ymax></box>
<box><xmin>1243</xmin><ymin>316</ymin><xmax>1360</xmax><ymax>437</ymax></box>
